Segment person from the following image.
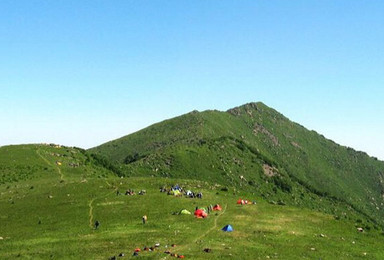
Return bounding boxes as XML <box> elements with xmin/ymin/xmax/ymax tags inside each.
<box><xmin>95</xmin><ymin>220</ymin><xmax>100</xmax><ymax>229</ymax></box>
<box><xmin>142</xmin><ymin>215</ymin><xmax>147</xmax><ymax>224</ymax></box>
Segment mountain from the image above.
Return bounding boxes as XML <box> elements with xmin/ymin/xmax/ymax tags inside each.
<box><xmin>90</xmin><ymin>102</ymin><xmax>384</xmax><ymax>227</ymax></box>
<box><xmin>2</xmin><ymin>105</ymin><xmax>384</xmax><ymax>259</ymax></box>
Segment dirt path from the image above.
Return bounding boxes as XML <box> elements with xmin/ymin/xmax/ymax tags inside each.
<box><xmin>36</xmin><ymin>149</ymin><xmax>64</xmax><ymax>181</ymax></box>
<box><xmin>88</xmin><ymin>198</ymin><xmax>96</xmax><ymax>228</ymax></box>
<box><xmin>88</xmin><ymin>180</ymin><xmax>117</xmax><ymax>229</ymax></box>
<box><xmin>167</xmin><ymin>203</ymin><xmax>228</xmax><ymax>258</ymax></box>
<box><xmin>193</xmin><ymin>204</ymin><xmax>228</xmax><ymax>244</ymax></box>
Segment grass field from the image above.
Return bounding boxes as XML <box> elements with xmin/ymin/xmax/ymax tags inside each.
<box><xmin>1</xmin><ymin>173</ymin><xmax>384</xmax><ymax>259</ymax></box>
<box><xmin>1</xmin><ymin>141</ymin><xmax>384</xmax><ymax>259</ymax></box>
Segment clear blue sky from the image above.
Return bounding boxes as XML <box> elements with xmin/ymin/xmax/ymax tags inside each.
<box><xmin>1</xmin><ymin>1</ymin><xmax>383</xmax><ymax>159</ymax></box>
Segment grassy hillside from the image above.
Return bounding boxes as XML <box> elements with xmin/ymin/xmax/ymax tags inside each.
<box><xmin>1</xmin><ymin>144</ymin><xmax>384</xmax><ymax>259</ymax></box>
<box><xmin>1</xmin><ymin>173</ymin><xmax>384</xmax><ymax>259</ymax></box>
<box><xmin>0</xmin><ymin>144</ymin><xmax>113</xmax><ymax>185</ymax></box>
<box><xmin>90</xmin><ymin>102</ymin><xmax>384</xmax><ymax>227</ymax></box>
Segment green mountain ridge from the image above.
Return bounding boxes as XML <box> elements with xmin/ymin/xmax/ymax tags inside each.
<box><xmin>1</xmin><ymin>103</ymin><xmax>384</xmax><ymax>259</ymax></box>
<box><xmin>90</xmin><ymin>102</ymin><xmax>384</xmax><ymax>227</ymax></box>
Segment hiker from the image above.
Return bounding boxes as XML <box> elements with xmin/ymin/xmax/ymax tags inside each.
<box><xmin>142</xmin><ymin>215</ymin><xmax>147</xmax><ymax>224</ymax></box>
<box><xmin>125</xmin><ymin>189</ymin><xmax>135</xmax><ymax>195</ymax></box>
<box><xmin>94</xmin><ymin>220</ymin><xmax>100</xmax><ymax>229</ymax></box>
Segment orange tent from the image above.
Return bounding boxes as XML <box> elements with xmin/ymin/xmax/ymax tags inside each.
<box><xmin>213</xmin><ymin>204</ymin><xmax>222</xmax><ymax>211</ymax></box>
<box><xmin>194</xmin><ymin>209</ymin><xmax>208</xmax><ymax>218</ymax></box>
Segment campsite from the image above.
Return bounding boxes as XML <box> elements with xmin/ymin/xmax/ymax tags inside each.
<box><xmin>1</xmin><ymin>144</ymin><xmax>384</xmax><ymax>259</ymax></box>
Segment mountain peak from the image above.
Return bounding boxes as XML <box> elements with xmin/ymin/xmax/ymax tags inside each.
<box><xmin>227</xmin><ymin>102</ymin><xmax>265</xmax><ymax>112</ymax></box>
<box><xmin>226</xmin><ymin>102</ymin><xmax>275</xmax><ymax>117</ymax></box>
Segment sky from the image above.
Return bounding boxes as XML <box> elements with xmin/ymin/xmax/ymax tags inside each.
<box><xmin>1</xmin><ymin>1</ymin><xmax>383</xmax><ymax>160</ymax></box>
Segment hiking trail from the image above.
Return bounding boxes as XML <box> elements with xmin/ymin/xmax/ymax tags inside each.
<box><xmin>88</xmin><ymin>198</ymin><xmax>96</xmax><ymax>228</ymax></box>
<box><xmin>194</xmin><ymin>204</ymin><xmax>228</xmax><ymax>244</ymax></box>
<box><xmin>168</xmin><ymin>203</ymin><xmax>228</xmax><ymax>258</ymax></box>
<box><xmin>88</xmin><ymin>180</ymin><xmax>117</xmax><ymax>229</ymax></box>
<box><xmin>36</xmin><ymin>149</ymin><xmax>64</xmax><ymax>181</ymax></box>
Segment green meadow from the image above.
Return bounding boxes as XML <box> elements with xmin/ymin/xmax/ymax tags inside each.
<box><xmin>1</xmin><ymin>145</ymin><xmax>383</xmax><ymax>259</ymax></box>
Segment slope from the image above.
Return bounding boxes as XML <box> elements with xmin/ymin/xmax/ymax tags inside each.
<box><xmin>90</xmin><ymin>102</ymin><xmax>384</xmax><ymax>227</ymax></box>
<box><xmin>0</xmin><ymin>144</ymin><xmax>114</xmax><ymax>185</ymax></box>
<box><xmin>1</xmin><ymin>175</ymin><xmax>384</xmax><ymax>259</ymax></box>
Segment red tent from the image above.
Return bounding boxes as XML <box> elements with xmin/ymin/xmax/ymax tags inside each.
<box><xmin>194</xmin><ymin>209</ymin><xmax>208</xmax><ymax>218</ymax></box>
<box><xmin>213</xmin><ymin>204</ymin><xmax>222</xmax><ymax>211</ymax></box>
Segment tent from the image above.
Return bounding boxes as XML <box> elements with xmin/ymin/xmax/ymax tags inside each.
<box><xmin>222</xmin><ymin>224</ymin><xmax>233</xmax><ymax>232</ymax></box>
<box><xmin>194</xmin><ymin>209</ymin><xmax>208</xmax><ymax>218</ymax></box>
<box><xmin>169</xmin><ymin>190</ymin><xmax>181</xmax><ymax>196</ymax></box>
<box><xmin>237</xmin><ymin>199</ymin><xmax>245</xmax><ymax>205</ymax></box>
<box><xmin>172</xmin><ymin>184</ymin><xmax>181</xmax><ymax>191</ymax></box>
<box><xmin>180</xmin><ymin>209</ymin><xmax>191</xmax><ymax>215</ymax></box>
<box><xmin>213</xmin><ymin>204</ymin><xmax>222</xmax><ymax>211</ymax></box>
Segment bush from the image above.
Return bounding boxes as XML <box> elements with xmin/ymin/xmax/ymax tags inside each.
<box><xmin>124</xmin><ymin>153</ymin><xmax>141</xmax><ymax>164</ymax></box>
<box><xmin>272</xmin><ymin>176</ymin><xmax>292</xmax><ymax>193</ymax></box>
<box><xmin>91</xmin><ymin>153</ymin><xmax>123</xmax><ymax>176</ymax></box>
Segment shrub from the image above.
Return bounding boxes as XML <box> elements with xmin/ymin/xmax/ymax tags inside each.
<box><xmin>272</xmin><ymin>176</ymin><xmax>292</xmax><ymax>193</ymax></box>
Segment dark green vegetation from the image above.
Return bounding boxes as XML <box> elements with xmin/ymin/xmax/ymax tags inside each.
<box><xmin>1</xmin><ymin>102</ymin><xmax>384</xmax><ymax>259</ymax></box>
<box><xmin>91</xmin><ymin>102</ymin><xmax>384</xmax><ymax>228</ymax></box>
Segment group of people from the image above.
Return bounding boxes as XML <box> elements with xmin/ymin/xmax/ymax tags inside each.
<box><xmin>160</xmin><ymin>184</ymin><xmax>203</xmax><ymax>199</ymax></box>
<box><xmin>116</xmin><ymin>189</ymin><xmax>135</xmax><ymax>196</ymax></box>
<box><xmin>116</xmin><ymin>189</ymin><xmax>146</xmax><ymax>196</ymax></box>
<box><xmin>186</xmin><ymin>190</ymin><xmax>203</xmax><ymax>199</ymax></box>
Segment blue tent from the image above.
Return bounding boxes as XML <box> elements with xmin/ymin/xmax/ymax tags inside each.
<box><xmin>222</xmin><ymin>224</ymin><xmax>233</xmax><ymax>232</ymax></box>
